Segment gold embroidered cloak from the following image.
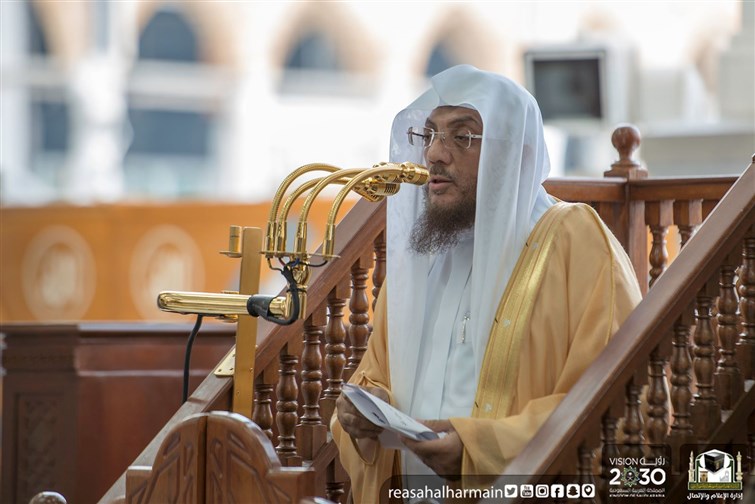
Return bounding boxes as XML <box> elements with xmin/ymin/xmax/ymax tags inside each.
<box><xmin>331</xmin><ymin>202</ymin><xmax>642</xmax><ymax>503</ymax></box>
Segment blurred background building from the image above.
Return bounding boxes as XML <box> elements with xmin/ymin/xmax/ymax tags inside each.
<box><xmin>1</xmin><ymin>6</ymin><xmax>753</xmax><ymax>502</ymax></box>
<box><xmin>2</xmin><ymin>1</ymin><xmax>753</xmax><ymax>205</ymax></box>
<box><xmin>1</xmin><ymin>0</ymin><xmax>753</xmax><ymax>322</ymax></box>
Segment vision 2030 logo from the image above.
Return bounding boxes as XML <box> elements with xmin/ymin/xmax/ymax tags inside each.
<box><xmin>607</xmin><ymin>452</ymin><xmax>668</xmax><ymax>499</ymax></box>
<box><xmin>687</xmin><ymin>449</ymin><xmax>744</xmax><ymax>491</ymax></box>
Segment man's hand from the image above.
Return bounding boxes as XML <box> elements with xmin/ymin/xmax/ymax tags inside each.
<box><xmin>402</xmin><ymin>420</ymin><xmax>463</xmax><ymax>480</ymax></box>
<box><xmin>336</xmin><ymin>386</ymin><xmax>390</xmax><ymax>439</ymax></box>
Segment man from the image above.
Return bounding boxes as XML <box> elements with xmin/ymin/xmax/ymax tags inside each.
<box><xmin>332</xmin><ymin>65</ymin><xmax>641</xmax><ymax>502</ymax></box>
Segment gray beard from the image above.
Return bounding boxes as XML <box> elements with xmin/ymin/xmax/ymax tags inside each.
<box><xmin>409</xmin><ymin>189</ymin><xmax>476</xmax><ymax>255</ymax></box>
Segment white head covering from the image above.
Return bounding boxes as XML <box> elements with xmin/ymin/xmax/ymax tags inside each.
<box><xmin>386</xmin><ymin>65</ymin><xmax>553</xmax><ymax>412</ymax></box>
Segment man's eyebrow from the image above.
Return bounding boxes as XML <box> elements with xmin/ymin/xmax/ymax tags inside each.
<box><xmin>447</xmin><ymin>115</ymin><xmax>482</xmax><ymax>129</ymax></box>
<box><xmin>425</xmin><ymin>115</ymin><xmax>482</xmax><ymax>129</ymax></box>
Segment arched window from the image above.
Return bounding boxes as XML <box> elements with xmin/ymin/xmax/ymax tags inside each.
<box><xmin>284</xmin><ymin>32</ymin><xmax>341</xmax><ymax>72</ymax></box>
<box><xmin>26</xmin><ymin>2</ymin><xmax>48</xmax><ymax>56</ymax></box>
<box><xmin>279</xmin><ymin>29</ymin><xmax>350</xmax><ymax>95</ymax></box>
<box><xmin>127</xmin><ymin>109</ymin><xmax>209</xmax><ymax>157</ymax></box>
<box><xmin>26</xmin><ymin>2</ymin><xmax>64</xmax><ymax>155</ymax></box>
<box><xmin>25</xmin><ymin>2</ymin><xmax>69</xmax><ymax>188</ymax></box>
<box><xmin>424</xmin><ymin>41</ymin><xmax>457</xmax><ymax>78</ymax></box>
<box><xmin>125</xmin><ymin>8</ymin><xmax>215</xmax><ymax>198</ymax></box>
<box><xmin>31</xmin><ymin>100</ymin><xmax>69</xmax><ymax>152</ymax></box>
<box><xmin>138</xmin><ymin>10</ymin><xmax>199</xmax><ymax>62</ymax></box>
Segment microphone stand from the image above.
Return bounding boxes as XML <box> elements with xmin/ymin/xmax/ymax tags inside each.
<box><xmin>156</xmin><ymin>161</ymin><xmax>428</xmax><ymax>420</ymax></box>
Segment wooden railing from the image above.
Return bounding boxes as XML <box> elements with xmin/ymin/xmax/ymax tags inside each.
<box><xmin>501</xmin><ymin>158</ymin><xmax>755</xmax><ymax>502</ymax></box>
<box><xmin>545</xmin><ymin>173</ymin><xmax>737</xmax><ymax>294</ymax></box>
<box><xmin>100</xmin><ymin>199</ymin><xmax>388</xmax><ymax>503</ymax></box>
<box><xmin>99</xmin><ymin>127</ymin><xmax>749</xmax><ymax>503</ymax></box>
<box><xmin>544</xmin><ymin>126</ymin><xmax>738</xmax><ymax>294</ymax></box>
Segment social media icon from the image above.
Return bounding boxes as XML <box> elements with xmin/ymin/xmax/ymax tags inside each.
<box><xmin>504</xmin><ymin>484</ymin><xmax>518</xmax><ymax>498</ymax></box>
<box><xmin>551</xmin><ymin>484</ymin><xmax>565</xmax><ymax>498</ymax></box>
<box><xmin>582</xmin><ymin>483</ymin><xmax>596</xmax><ymax>498</ymax></box>
<box><xmin>535</xmin><ymin>485</ymin><xmax>549</xmax><ymax>498</ymax></box>
<box><xmin>520</xmin><ymin>484</ymin><xmax>534</xmax><ymax>498</ymax></box>
<box><xmin>566</xmin><ymin>484</ymin><xmax>580</xmax><ymax>498</ymax></box>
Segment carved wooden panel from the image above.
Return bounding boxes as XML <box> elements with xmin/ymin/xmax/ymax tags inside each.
<box><xmin>1</xmin><ymin>324</ymin><xmax>234</xmax><ymax>504</ymax></box>
<box><xmin>16</xmin><ymin>395</ymin><xmax>61</xmax><ymax>503</ymax></box>
<box><xmin>206</xmin><ymin>412</ymin><xmax>314</xmax><ymax>503</ymax></box>
<box><xmin>125</xmin><ymin>412</ymin><xmax>314</xmax><ymax>504</ymax></box>
<box><xmin>125</xmin><ymin>414</ymin><xmax>205</xmax><ymax>504</ymax></box>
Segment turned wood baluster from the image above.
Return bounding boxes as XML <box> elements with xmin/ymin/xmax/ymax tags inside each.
<box><xmin>345</xmin><ymin>253</ymin><xmax>373</xmax><ymax>381</ymax></box>
<box><xmin>668</xmin><ymin>310</ymin><xmax>695</xmax><ymax>462</ymax></box>
<box><xmin>674</xmin><ymin>200</ymin><xmax>702</xmax><ymax>248</ymax></box>
<box><xmin>716</xmin><ymin>254</ymin><xmax>744</xmax><ymax>410</ymax></box>
<box><xmin>737</xmin><ymin>230</ymin><xmax>755</xmax><ymax>380</ymax></box>
<box><xmin>300</xmin><ymin>313</ymin><xmax>324</xmax><ymax>426</ymax></box>
<box><xmin>373</xmin><ymin>231</ymin><xmax>386</xmax><ymax>311</ymax></box>
<box><xmin>604</xmin><ymin>125</ymin><xmax>648</xmax><ymax>294</ymax></box>
<box><xmin>326</xmin><ymin>458</ymin><xmax>346</xmax><ymax>503</ymax></box>
<box><xmin>322</xmin><ymin>280</ymin><xmax>349</xmax><ymax>424</ymax></box>
<box><xmin>276</xmin><ymin>350</ymin><xmax>302</xmax><ymax>466</ymax></box>
<box><xmin>679</xmin><ymin>227</ymin><xmax>694</xmax><ymax>249</ymax></box>
<box><xmin>253</xmin><ymin>375</ymin><xmax>274</xmax><ymax>441</ymax></box>
<box><xmin>601</xmin><ymin>413</ymin><xmax>620</xmax><ymax>498</ymax></box>
<box><xmin>702</xmin><ymin>200</ymin><xmax>718</xmax><ymax>221</ymax></box>
<box><xmin>669</xmin><ymin>200</ymin><xmax>703</xmax><ymax>453</ymax></box>
<box><xmin>647</xmin><ymin>343</ymin><xmax>670</xmax><ymax>459</ymax></box>
<box><xmin>326</xmin><ymin>481</ymin><xmax>345</xmax><ymax>504</ymax></box>
<box><xmin>645</xmin><ymin>201</ymin><xmax>673</xmax><ymax>288</ymax></box>
<box><xmin>648</xmin><ymin>226</ymin><xmax>668</xmax><ymax>287</ymax></box>
<box><xmin>690</xmin><ymin>281</ymin><xmax>722</xmax><ymax>440</ymax></box>
<box><xmin>623</xmin><ymin>378</ymin><xmax>646</xmax><ymax>459</ymax></box>
<box><xmin>578</xmin><ymin>444</ymin><xmax>597</xmax><ymax>504</ymax></box>
<box><xmin>297</xmin><ymin>308</ymin><xmax>328</xmax><ymax>460</ymax></box>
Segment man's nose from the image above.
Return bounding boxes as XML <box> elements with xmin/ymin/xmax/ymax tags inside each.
<box><xmin>424</xmin><ymin>136</ymin><xmax>452</xmax><ymax>165</ymax></box>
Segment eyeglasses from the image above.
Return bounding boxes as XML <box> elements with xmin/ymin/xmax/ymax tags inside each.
<box><xmin>407</xmin><ymin>126</ymin><xmax>483</xmax><ymax>150</ymax></box>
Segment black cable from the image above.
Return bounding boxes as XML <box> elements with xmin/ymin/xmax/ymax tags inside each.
<box><xmin>247</xmin><ymin>261</ymin><xmax>301</xmax><ymax>325</ymax></box>
<box><xmin>182</xmin><ymin>314</ymin><xmax>204</xmax><ymax>403</ymax></box>
<box><xmin>276</xmin><ymin>262</ymin><xmax>300</xmax><ymax>324</ymax></box>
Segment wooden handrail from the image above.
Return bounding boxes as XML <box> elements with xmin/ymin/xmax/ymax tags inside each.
<box><xmin>501</xmin><ymin>160</ymin><xmax>754</xmax><ymax>479</ymax></box>
<box><xmin>629</xmin><ymin>175</ymin><xmax>738</xmax><ymax>201</ymax></box>
<box><xmin>543</xmin><ymin>177</ymin><xmax>626</xmax><ymax>203</ymax></box>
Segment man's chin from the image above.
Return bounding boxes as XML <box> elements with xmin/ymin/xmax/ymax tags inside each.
<box><xmin>427</xmin><ymin>194</ymin><xmax>459</xmax><ymax>211</ymax></box>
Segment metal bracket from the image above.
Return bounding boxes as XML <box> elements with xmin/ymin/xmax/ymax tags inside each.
<box><xmin>214</xmin><ymin>348</ymin><xmax>236</xmax><ymax>377</ymax></box>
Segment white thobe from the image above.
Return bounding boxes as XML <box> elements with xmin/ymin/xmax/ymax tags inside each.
<box><xmin>403</xmin><ymin>229</ymin><xmax>476</xmax><ymax>486</ymax></box>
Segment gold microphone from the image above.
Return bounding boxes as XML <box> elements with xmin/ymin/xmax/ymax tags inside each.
<box><xmin>158</xmin><ymin>161</ymin><xmax>427</xmax><ymax>323</ymax></box>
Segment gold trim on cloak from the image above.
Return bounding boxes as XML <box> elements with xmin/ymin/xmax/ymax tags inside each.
<box><xmin>474</xmin><ymin>202</ymin><xmax>572</xmax><ymax>420</ymax></box>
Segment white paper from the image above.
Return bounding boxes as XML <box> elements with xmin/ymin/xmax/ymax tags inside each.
<box><xmin>342</xmin><ymin>384</ymin><xmax>442</xmax><ymax>449</ymax></box>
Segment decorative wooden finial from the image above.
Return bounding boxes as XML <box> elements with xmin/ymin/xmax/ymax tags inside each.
<box><xmin>604</xmin><ymin>124</ymin><xmax>648</xmax><ymax>179</ymax></box>
<box><xmin>612</xmin><ymin>125</ymin><xmax>641</xmax><ymax>162</ymax></box>
<box><xmin>29</xmin><ymin>492</ymin><xmax>67</xmax><ymax>504</ymax></box>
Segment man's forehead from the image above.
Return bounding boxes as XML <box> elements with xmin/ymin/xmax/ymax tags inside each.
<box><xmin>426</xmin><ymin>106</ymin><xmax>482</xmax><ymax>127</ymax></box>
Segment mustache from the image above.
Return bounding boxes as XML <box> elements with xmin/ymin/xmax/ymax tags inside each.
<box><xmin>428</xmin><ymin>165</ymin><xmax>455</xmax><ymax>181</ymax></box>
